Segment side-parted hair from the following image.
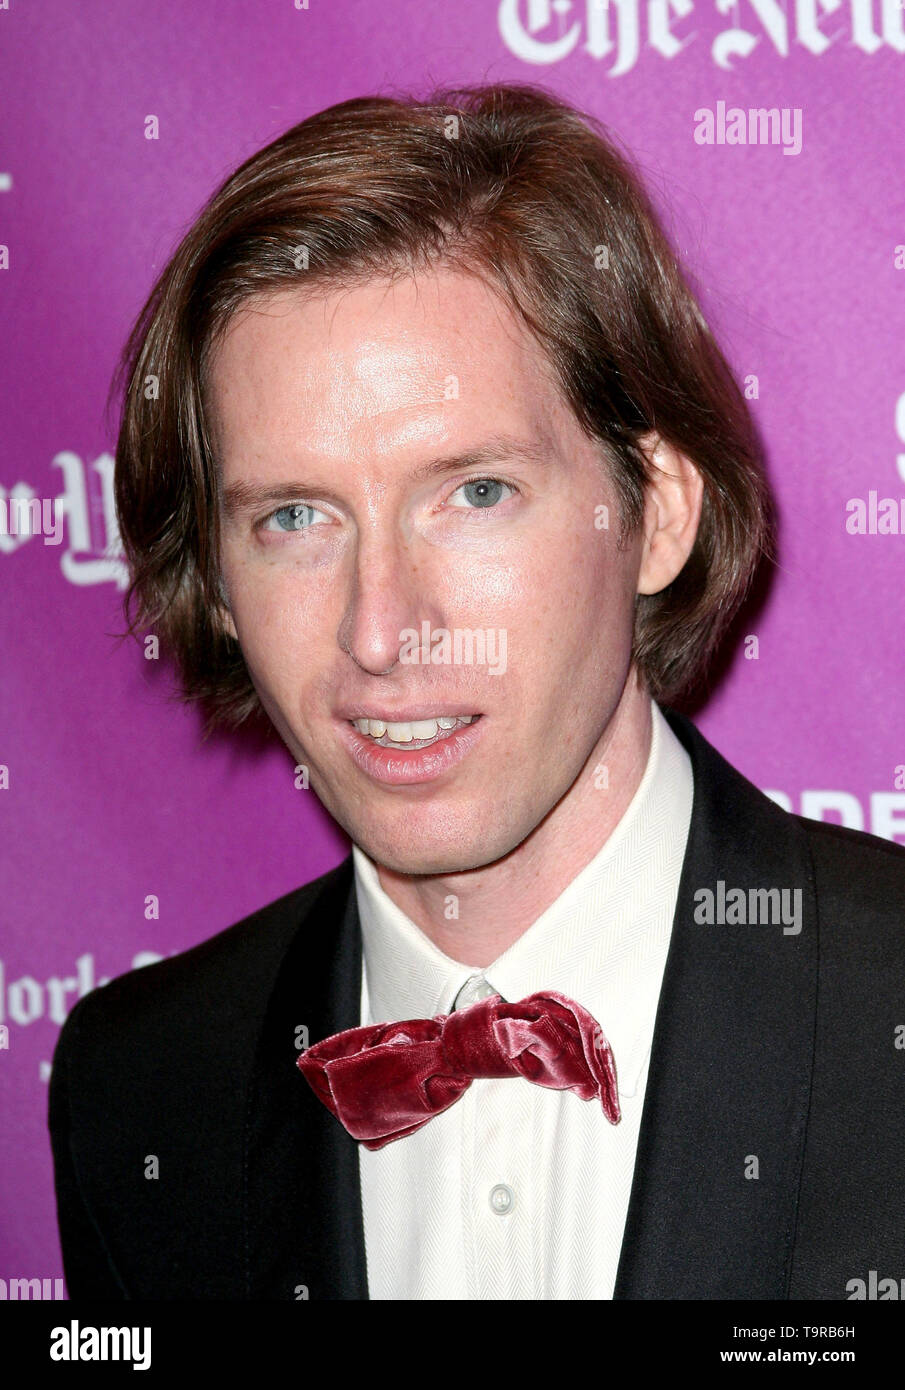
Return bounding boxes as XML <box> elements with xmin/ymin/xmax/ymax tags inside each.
<box><xmin>112</xmin><ymin>81</ymin><xmax>774</xmax><ymax>735</ymax></box>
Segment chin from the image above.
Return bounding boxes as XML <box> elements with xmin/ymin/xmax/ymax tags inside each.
<box><xmin>373</xmin><ymin>847</ymin><xmax>492</xmax><ymax>876</ymax></box>
<box><xmin>356</xmin><ymin>822</ymin><xmax>513</xmax><ymax>877</ymax></box>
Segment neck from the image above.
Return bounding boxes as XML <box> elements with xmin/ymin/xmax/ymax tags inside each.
<box><xmin>374</xmin><ymin>672</ymin><xmax>654</xmax><ymax>966</ymax></box>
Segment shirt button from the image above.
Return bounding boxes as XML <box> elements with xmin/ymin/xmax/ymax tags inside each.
<box><xmin>489</xmin><ymin>1184</ymin><xmax>515</xmax><ymax>1215</ymax></box>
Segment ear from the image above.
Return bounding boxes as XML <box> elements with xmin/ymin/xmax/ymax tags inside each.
<box><xmin>635</xmin><ymin>432</ymin><xmax>704</xmax><ymax>596</ymax></box>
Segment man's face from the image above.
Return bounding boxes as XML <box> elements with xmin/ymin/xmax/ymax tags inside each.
<box><xmin>209</xmin><ymin>267</ymin><xmax>646</xmax><ymax>874</ymax></box>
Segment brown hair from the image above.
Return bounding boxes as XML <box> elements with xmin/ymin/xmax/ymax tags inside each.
<box><xmin>111</xmin><ymin>81</ymin><xmax>774</xmax><ymax>735</ymax></box>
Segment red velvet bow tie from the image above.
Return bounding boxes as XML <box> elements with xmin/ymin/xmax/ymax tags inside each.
<box><xmin>297</xmin><ymin>990</ymin><xmax>621</xmax><ymax>1150</ymax></box>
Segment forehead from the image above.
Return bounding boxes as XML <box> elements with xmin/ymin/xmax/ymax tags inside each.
<box><xmin>204</xmin><ymin>265</ymin><xmax>572</xmax><ymax>462</ymax></box>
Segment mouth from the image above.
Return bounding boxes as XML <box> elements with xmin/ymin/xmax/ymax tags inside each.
<box><xmin>348</xmin><ymin>714</ymin><xmax>480</xmax><ymax>750</ymax></box>
<box><xmin>338</xmin><ymin>710</ymin><xmax>487</xmax><ymax>787</ymax></box>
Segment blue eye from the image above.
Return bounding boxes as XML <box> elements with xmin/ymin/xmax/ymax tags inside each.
<box><xmin>448</xmin><ymin>478</ymin><xmax>514</xmax><ymax>509</ymax></box>
<box><xmin>262</xmin><ymin>503</ymin><xmax>325</xmax><ymax>532</ymax></box>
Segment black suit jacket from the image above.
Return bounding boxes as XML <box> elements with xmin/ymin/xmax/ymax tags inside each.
<box><xmin>49</xmin><ymin>707</ymin><xmax>905</xmax><ymax>1299</ymax></box>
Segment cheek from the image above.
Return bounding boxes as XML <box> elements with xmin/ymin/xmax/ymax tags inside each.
<box><xmin>504</xmin><ymin>534</ymin><xmax>636</xmax><ymax>703</ymax></box>
<box><xmin>483</xmin><ymin>524</ymin><xmax>627</xmax><ymax>632</ymax></box>
<box><xmin>447</xmin><ymin>516</ymin><xmax>600</xmax><ymax>615</ymax></box>
<box><xmin>450</xmin><ymin>558</ymin><xmax>521</xmax><ymax>612</ymax></box>
<box><xmin>223</xmin><ymin>559</ymin><xmax>337</xmax><ymax>689</ymax></box>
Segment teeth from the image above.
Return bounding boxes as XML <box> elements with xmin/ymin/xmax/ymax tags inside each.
<box><xmin>352</xmin><ymin>714</ymin><xmax>478</xmax><ymax>744</ymax></box>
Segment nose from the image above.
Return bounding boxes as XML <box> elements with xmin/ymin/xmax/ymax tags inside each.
<box><xmin>337</xmin><ymin>524</ymin><xmax>442</xmax><ymax>677</ymax></box>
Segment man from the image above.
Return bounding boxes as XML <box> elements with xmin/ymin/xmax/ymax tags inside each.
<box><xmin>50</xmin><ymin>82</ymin><xmax>905</xmax><ymax>1301</ymax></box>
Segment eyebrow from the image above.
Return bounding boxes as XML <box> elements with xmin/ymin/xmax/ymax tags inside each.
<box><xmin>219</xmin><ymin>434</ymin><xmax>551</xmax><ymax>519</ymax></box>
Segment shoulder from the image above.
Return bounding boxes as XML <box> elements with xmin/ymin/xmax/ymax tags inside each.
<box><xmin>47</xmin><ymin>859</ymin><xmax>353</xmax><ymax>1299</ymax></box>
<box><xmin>663</xmin><ymin>702</ymin><xmax>905</xmax><ymax>956</ymax></box>
<box><xmin>796</xmin><ymin>810</ymin><xmax>905</xmax><ymax>877</ymax></box>
<box><xmin>794</xmin><ymin>814</ymin><xmax>905</xmax><ymax>960</ymax></box>
<box><xmin>52</xmin><ymin>856</ymin><xmax>352</xmax><ymax>1072</ymax></box>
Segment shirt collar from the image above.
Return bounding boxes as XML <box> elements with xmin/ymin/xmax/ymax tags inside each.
<box><xmin>353</xmin><ymin>699</ymin><xmax>694</xmax><ymax>1096</ymax></box>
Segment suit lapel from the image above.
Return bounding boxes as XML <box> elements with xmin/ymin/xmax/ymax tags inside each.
<box><xmin>613</xmin><ymin>706</ymin><xmax>818</xmax><ymax>1298</ymax></box>
<box><xmin>243</xmin><ymin>856</ymin><xmax>369</xmax><ymax>1300</ymax></box>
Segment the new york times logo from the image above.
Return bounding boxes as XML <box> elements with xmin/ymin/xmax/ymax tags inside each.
<box><xmin>693</xmin><ymin>881</ymin><xmax>803</xmax><ymax>935</ymax></box>
<box><xmin>49</xmin><ymin>1321</ymin><xmax>151</xmax><ymax>1371</ymax></box>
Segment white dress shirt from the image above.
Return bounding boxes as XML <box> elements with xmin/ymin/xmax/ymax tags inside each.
<box><xmin>353</xmin><ymin>699</ymin><xmax>694</xmax><ymax>1300</ymax></box>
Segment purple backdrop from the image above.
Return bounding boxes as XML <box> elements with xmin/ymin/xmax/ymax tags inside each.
<box><xmin>2</xmin><ymin>0</ymin><xmax>904</xmax><ymax>1295</ymax></box>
